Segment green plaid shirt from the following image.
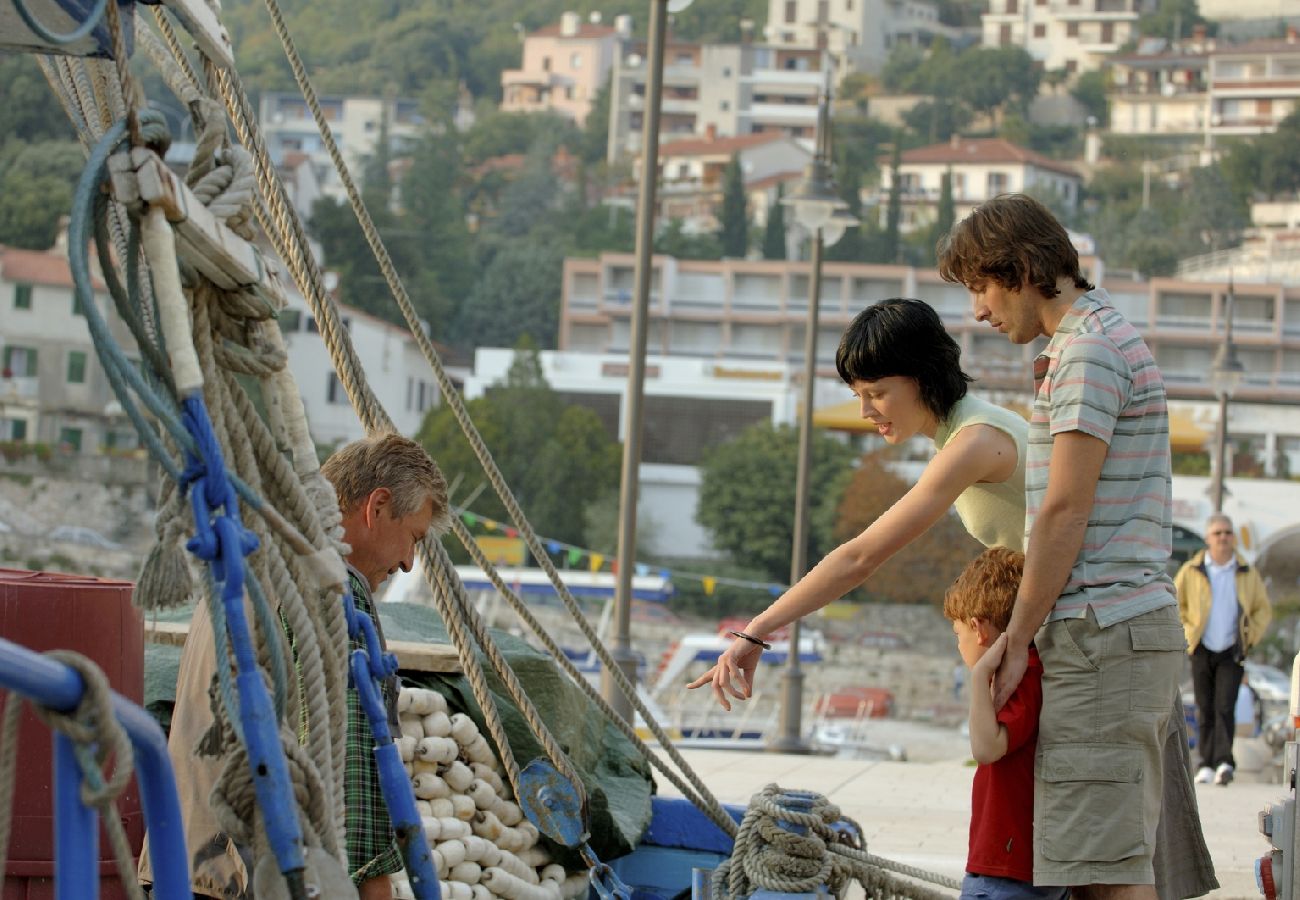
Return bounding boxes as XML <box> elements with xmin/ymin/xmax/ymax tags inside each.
<box><xmin>345</xmin><ymin>568</ymin><xmax>404</xmax><ymax>883</ymax></box>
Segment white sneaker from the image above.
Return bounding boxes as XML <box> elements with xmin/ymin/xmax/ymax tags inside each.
<box><xmin>1195</xmin><ymin>766</ymin><xmax>1214</xmax><ymax>784</ymax></box>
<box><xmin>1215</xmin><ymin>763</ymin><xmax>1234</xmax><ymax>786</ymax></box>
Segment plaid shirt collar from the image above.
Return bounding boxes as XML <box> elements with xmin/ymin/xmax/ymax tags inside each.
<box><xmin>1033</xmin><ymin>289</ymin><xmax>1111</xmax><ymax>393</ymax></box>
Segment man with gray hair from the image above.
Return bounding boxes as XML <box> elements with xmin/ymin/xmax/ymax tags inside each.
<box><xmin>145</xmin><ymin>432</ymin><xmax>449</xmax><ymax>900</ymax></box>
<box><xmin>1174</xmin><ymin>514</ymin><xmax>1272</xmax><ymax>787</ymax></box>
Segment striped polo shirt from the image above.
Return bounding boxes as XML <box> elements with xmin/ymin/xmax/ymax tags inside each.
<box><xmin>1026</xmin><ymin>288</ymin><xmax>1177</xmax><ymax>627</ymax></box>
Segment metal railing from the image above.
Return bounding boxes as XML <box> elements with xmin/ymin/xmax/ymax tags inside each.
<box><xmin>0</xmin><ymin>636</ymin><xmax>191</xmax><ymax>899</ymax></box>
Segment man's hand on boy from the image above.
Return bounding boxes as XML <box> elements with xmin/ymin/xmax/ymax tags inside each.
<box><xmin>992</xmin><ymin>637</ymin><xmax>1029</xmax><ymax>710</ymax></box>
<box><xmin>686</xmin><ymin>639</ymin><xmax>763</xmax><ymax>711</ymax></box>
<box><xmin>971</xmin><ymin>633</ymin><xmax>1007</xmax><ymax>696</ymax></box>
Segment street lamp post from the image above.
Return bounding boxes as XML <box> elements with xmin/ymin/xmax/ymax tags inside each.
<box><xmin>1209</xmin><ymin>282</ymin><xmax>1244</xmax><ymax>514</ymax></box>
<box><xmin>767</xmin><ymin>81</ymin><xmax>855</xmax><ymax>755</ymax></box>
<box><xmin>607</xmin><ymin>0</ymin><xmax>694</xmax><ymax>722</ymax></box>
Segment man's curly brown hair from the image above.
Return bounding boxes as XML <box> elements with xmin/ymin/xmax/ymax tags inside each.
<box><xmin>943</xmin><ymin>547</ymin><xmax>1024</xmax><ymax>631</ymax></box>
<box><xmin>936</xmin><ymin>194</ymin><xmax>1094</xmax><ymax>300</ymax></box>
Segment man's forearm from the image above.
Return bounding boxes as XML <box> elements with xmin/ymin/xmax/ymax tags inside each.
<box><xmin>1007</xmin><ymin>503</ymin><xmax>1090</xmax><ymax>648</ymax></box>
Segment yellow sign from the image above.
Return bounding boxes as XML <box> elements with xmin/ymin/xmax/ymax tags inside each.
<box><xmin>475</xmin><ymin>536</ymin><xmax>525</xmax><ymax>566</ymax></box>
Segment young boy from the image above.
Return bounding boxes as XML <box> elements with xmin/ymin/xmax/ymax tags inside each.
<box><xmin>945</xmin><ymin>547</ymin><xmax>1064</xmax><ymax>900</ymax></box>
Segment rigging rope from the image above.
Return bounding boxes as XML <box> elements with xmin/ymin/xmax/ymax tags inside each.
<box><xmin>35</xmin><ymin>5</ymin><xmax>964</xmax><ymax>893</ymax></box>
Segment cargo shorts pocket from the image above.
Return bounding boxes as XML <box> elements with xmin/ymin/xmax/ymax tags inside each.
<box><xmin>1129</xmin><ymin>621</ymin><xmax>1187</xmax><ymax>711</ymax></box>
<box><xmin>1039</xmin><ymin>744</ymin><xmax>1145</xmax><ymax>863</ymax></box>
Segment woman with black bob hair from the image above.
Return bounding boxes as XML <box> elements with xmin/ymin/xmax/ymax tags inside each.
<box><xmin>690</xmin><ymin>297</ymin><xmax>1029</xmax><ymax>709</ymax></box>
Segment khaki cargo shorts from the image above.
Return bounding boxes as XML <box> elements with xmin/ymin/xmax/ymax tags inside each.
<box><xmin>1032</xmin><ymin>604</ymin><xmax>1187</xmax><ymax>888</ymax></box>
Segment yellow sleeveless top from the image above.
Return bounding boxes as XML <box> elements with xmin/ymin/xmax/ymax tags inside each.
<box><xmin>932</xmin><ymin>394</ymin><xmax>1028</xmax><ymax>552</ymax></box>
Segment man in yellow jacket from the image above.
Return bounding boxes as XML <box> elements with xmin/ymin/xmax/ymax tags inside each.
<box><xmin>1174</xmin><ymin>513</ymin><xmax>1272</xmax><ymax>787</ymax></box>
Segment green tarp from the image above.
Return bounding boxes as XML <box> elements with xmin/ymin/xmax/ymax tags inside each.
<box><xmin>143</xmin><ymin>601</ymin><xmax>653</xmax><ymax>861</ymax></box>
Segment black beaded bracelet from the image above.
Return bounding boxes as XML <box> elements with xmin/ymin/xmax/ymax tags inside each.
<box><xmin>728</xmin><ymin>630</ymin><xmax>773</xmax><ymax>651</ymax></box>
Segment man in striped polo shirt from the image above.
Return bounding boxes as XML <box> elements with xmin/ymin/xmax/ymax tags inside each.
<box><xmin>938</xmin><ymin>194</ymin><xmax>1216</xmax><ymax>900</ymax></box>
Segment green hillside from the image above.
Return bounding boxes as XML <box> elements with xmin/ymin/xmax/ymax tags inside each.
<box><xmin>220</xmin><ymin>0</ymin><xmax>768</xmax><ymax>99</ymax></box>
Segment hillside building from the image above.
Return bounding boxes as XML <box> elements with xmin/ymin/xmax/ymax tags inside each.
<box><xmin>875</xmin><ymin>137</ymin><xmax>1082</xmax><ymax>233</ymax></box>
<box><xmin>500</xmin><ymin>12</ymin><xmax>631</xmax><ymax>126</ymax></box>
<box><xmin>606</xmin><ymin>41</ymin><xmax>827</xmax><ymax>163</ymax></box>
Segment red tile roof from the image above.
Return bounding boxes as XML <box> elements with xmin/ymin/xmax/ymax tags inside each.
<box><xmin>896</xmin><ymin>138</ymin><xmax>1080</xmax><ymax>179</ymax></box>
<box><xmin>1213</xmin><ymin>38</ymin><xmax>1300</xmax><ymax>57</ymax></box>
<box><xmin>532</xmin><ymin>23</ymin><xmax>616</xmax><ymax>39</ymax></box>
<box><xmin>0</xmin><ymin>246</ymin><xmax>105</xmax><ymax>291</ymax></box>
<box><xmin>746</xmin><ymin>169</ymin><xmax>805</xmax><ymax>191</ymax></box>
<box><xmin>656</xmin><ymin>132</ymin><xmax>788</xmax><ymax>159</ymax></box>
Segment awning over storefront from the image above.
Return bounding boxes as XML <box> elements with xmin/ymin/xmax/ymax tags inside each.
<box><xmin>1169</xmin><ymin>410</ymin><xmax>1210</xmax><ymax>453</ymax></box>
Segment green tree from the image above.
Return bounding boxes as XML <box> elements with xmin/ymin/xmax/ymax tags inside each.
<box><xmin>462</xmin><ymin>110</ymin><xmax>578</xmax><ymax>166</ymax></box>
<box><xmin>762</xmin><ymin>184</ymin><xmax>788</xmax><ymax>260</ymax></box>
<box><xmin>927</xmin><ymin>169</ymin><xmax>955</xmax><ymax>258</ymax></box>
<box><xmin>418</xmin><ymin>338</ymin><xmax>621</xmax><ymax>546</ymax></box>
<box><xmin>718</xmin><ymin>154</ymin><xmax>749</xmax><ymax>258</ymax></box>
<box><xmin>696</xmin><ymin>422</ymin><xmax>857</xmax><ymax>584</ymax></box>
<box><xmin>832</xmin><ymin>451</ymin><xmax>982</xmax><ymax>604</ymax></box>
<box><xmin>0</xmin><ymin>141</ymin><xmax>89</xmax><ymax>250</ymax></box>
<box><xmin>883</xmin><ymin>142</ymin><xmax>903</xmax><ymax>264</ymax></box>
<box><xmin>1071</xmin><ymin>70</ymin><xmax>1110</xmax><ymax>127</ymax></box>
<box><xmin>901</xmin><ymin>98</ymin><xmax>973</xmax><ymax>144</ymax></box>
<box><xmin>454</xmin><ymin>236</ymin><xmax>565</xmax><ymax>348</ymax></box>
<box><xmin>655</xmin><ymin>219</ymin><xmax>721</xmax><ymax>260</ymax></box>
<box><xmin>0</xmin><ymin>57</ymin><xmax>75</xmax><ymax>144</ymax></box>
<box><xmin>955</xmin><ymin>46</ymin><xmax>1040</xmax><ymax>128</ymax></box>
<box><xmin>826</xmin><ymin>156</ymin><xmax>866</xmax><ymax>262</ymax></box>
<box><xmin>668</xmin><ymin>0</ymin><xmax>768</xmax><ymax>42</ymax></box>
<box><xmin>579</xmin><ymin>77</ymin><xmax>612</xmax><ymax>165</ymax></box>
<box><xmin>1179</xmin><ymin>166</ymin><xmax>1249</xmax><ymax>255</ymax></box>
<box><xmin>1137</xmin><ymin>0</ymin><xmax>1210</xmax><ymax>40</ymax></box>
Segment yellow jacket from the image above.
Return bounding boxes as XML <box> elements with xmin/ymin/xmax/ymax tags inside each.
<box><xmin>1174</xmin><ymin>549</ymin><xmax>1272</xmax><ymax>656</ymax></box>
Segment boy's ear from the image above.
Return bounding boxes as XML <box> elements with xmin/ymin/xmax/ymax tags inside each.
<box><xmin>969</xmin><ymin>617</ymin><xmax>996</xmax><ymax>647</ymax></box>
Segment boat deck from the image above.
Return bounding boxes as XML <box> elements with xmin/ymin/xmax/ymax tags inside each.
<box><xmin>652</xmin><ymin>745</ymin><xmax>1277</xmax><ymax>898</ymax></box>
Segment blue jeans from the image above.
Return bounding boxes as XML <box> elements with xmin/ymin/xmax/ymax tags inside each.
<box><xmin>960</xmin><ymin>873</ymin><xmax>1069</xmax><ymax>900</ymax></box>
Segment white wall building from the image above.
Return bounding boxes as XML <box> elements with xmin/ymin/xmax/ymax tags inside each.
<box><xmin>500</xmin><ymin>13</ymin><xmax>630</xmax><ymax>126</ymax></box>
<box><xmin>607</xmin><ymin>42</ymin><xmax>826</xmax><ymax>163</ymax></box>
<box><xmin>877</xmin><ymin>137</ymin><xmax>1082</xmax><ymax>233</ymax></box>
<box><xmin>640</xmin><ymin>131</ymin><xmax>812</xmax><ymax>234</ymax></box>
<box><xmin>277</xmin><ymin>284</ymin><xmax>452</xmax><ymax>448</ymax></box>
<box><xmin>258</xmin><ymin>92</ymin><xmax>427</xmax><ymax>204</ymax></box>
<box><xmin>765</xmin><ymin>0</ymin><xmax>957</xmax><ymax>77</ymax></box>
<box><xmin>982</xmin><ymin>0</ymin><xmax>1153</xmax><ymax>76</ymax></box>
<box><xmin>0</xmin><ymin>244</ymin><xmax>139</xmax><ymax>453</ymax></box>
<box><xmin>465</xmin><ymin>347</ymin><xmax>843</xmax><ymax>559</ymax></box>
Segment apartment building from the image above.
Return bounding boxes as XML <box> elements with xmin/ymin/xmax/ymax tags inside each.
<box><xmin>258</xmin><ymin>91</ymin><xmax>427</xmax><ymax>203</ymax></box>
<box><xmin>765</xmin><ymin>0</ymin><xmax>957</xmax><ymax>77</ymax></box>
<box><xmin>560</xmin><ymin>253</ymin><xmax>1300</xmax><ymax>405</ymax></box>
<box><xmin>634</xmin><ymin>130</ymin><xmax>811</xmax><ymax>233</ymax></box>
<box><xmin>1108</xmin><ymin>44</ymin><xmax>1210</xmax><ymax>136</ymax></box>
<box><xmin>0</xmin><ymin>244</ymin><xmax>139</xmax><ymax>453</ymax></box>
<box><xmin>1208</xmin><ymin>35</ymin><xmax>1300</xmax><ymax>138</ymax></box>
<box><xmin>276</xmin><ymin>283</ymin><xmax>455</xmax><ymax>448</ymax></box>
<box><xmin>0</xmin><ymin>238</ymin><xmax>451</xmax><ymax>454</ymax></box>
<box><xmin>500</xmin><ymin>13</ymin><xmax>631</xmax><ymax>126</ymax></box>
<box><xmin>606</xmin><ymin>42</ymin><xmax>826</xmax><ymax>163</ymax></box>
<box><xmin>875</xmin><ymin>137</ymin><xmax>1082</xmax><ymax>233</ymax></box>
<box><xmin>983</xmin><ymin>0</ymin><xmax>1154</xmax><ymax>76</ymax></box>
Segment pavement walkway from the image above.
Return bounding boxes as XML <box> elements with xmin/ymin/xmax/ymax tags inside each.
<box><xmin>653</xmin><ymin>745</ymin><xmax>1283</xmax><ymax>899</ymax></box>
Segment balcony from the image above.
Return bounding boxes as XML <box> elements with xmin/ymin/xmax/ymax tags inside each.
<box><xmin>0</xmin><ymin>377</ymin><xmax>38</xmax><ymax>404</ymax></box>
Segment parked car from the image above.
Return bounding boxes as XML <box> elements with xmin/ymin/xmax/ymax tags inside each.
<box><xmin>48</xmin><ymin>525</ymin><xmax>120</xmax><ymax>550</ymax></box>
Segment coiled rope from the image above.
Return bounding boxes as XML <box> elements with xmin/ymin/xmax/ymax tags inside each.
<box><xmin>713</xmin><ymin>785</ymin><xmax>958</xmax><ymax>900</ymax></box>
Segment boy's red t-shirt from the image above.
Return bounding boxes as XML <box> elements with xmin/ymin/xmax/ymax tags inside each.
<box><xmin>966</xmin><ymin>647</ymin><xmax>1043</xmax><ymax>883</ymax></box>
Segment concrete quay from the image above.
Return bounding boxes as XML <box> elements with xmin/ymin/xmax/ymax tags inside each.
<box><xmin>652</xmin><ymin>744</ymin><xmax>1285</xmax><ymax>899</ymax></box>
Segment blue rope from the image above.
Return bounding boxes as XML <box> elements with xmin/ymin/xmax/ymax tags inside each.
<box><xmin>70</xmin><ymin>121</ymin><xmax>309</xmax><ymax>893</ymax></box>
<box><xmin>10</xmin><ymin>0</ymin><xmax>110</xmax><ymax>45</ymax></box>
<box><xmin>342</xmin><ymin>581</ymin><xmax>441</xmax><ymax>900</ymax></box>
